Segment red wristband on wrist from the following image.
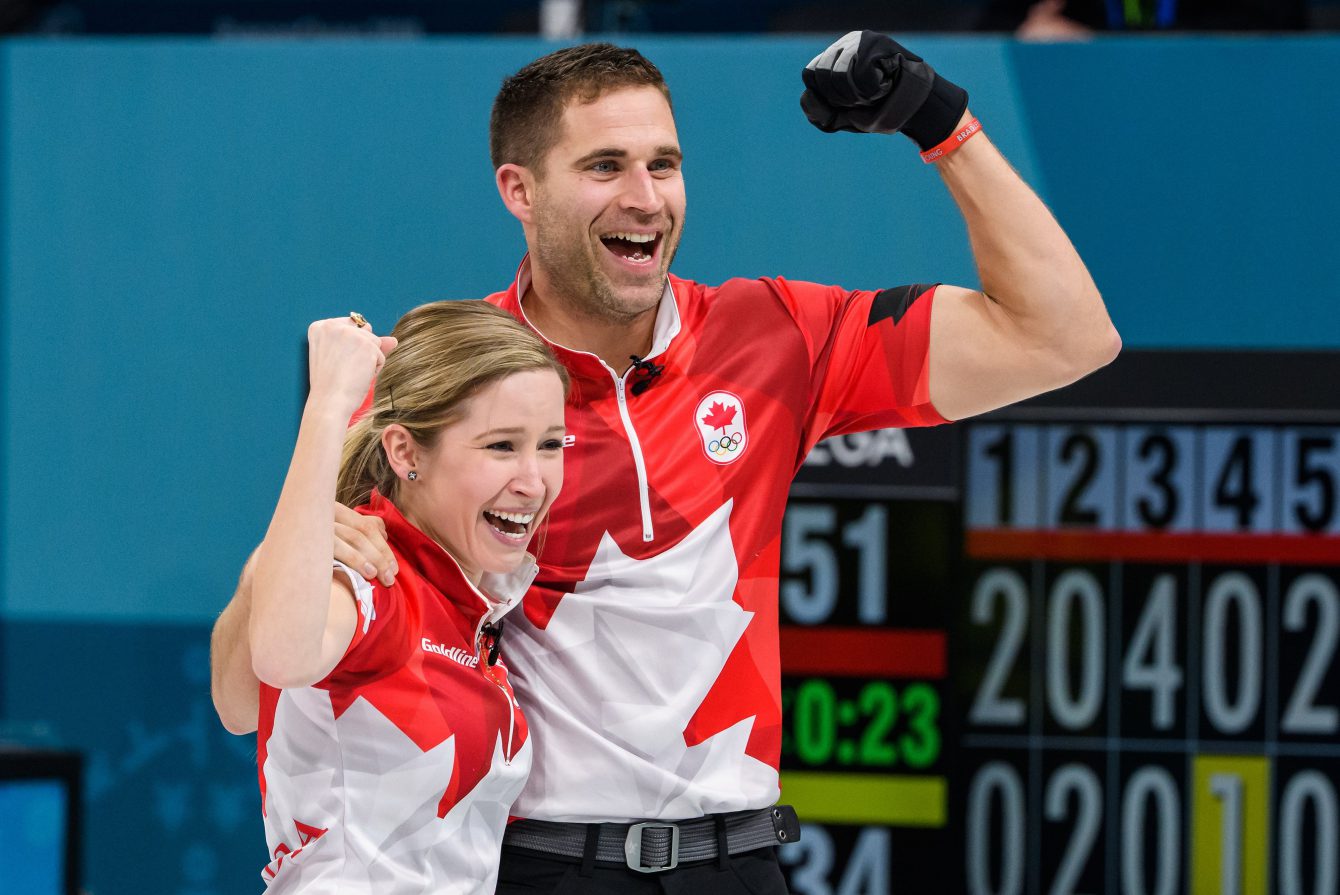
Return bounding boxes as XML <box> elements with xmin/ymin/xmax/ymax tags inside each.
<box><xmin>920</xmin><ymin>117</ymin><xmax>982</xmax><ymax>164</ymax></box>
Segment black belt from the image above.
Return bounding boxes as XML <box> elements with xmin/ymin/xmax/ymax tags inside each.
<box><xmin>503</xmin><ymin>805</ymin><xmax>801</xmax><ymax>874</ymax></box>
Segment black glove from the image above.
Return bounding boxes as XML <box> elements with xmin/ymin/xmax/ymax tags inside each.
<box><xmin>801</xmin><ymin>31</ymin><xmax>968</xmax><ymax>151</ymax></box>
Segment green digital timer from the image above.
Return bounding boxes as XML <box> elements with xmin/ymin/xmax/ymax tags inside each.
<box><xmin>781</xmin><ymin>679</ymin><xmax>941</xmax><ymax>769</ymax></box>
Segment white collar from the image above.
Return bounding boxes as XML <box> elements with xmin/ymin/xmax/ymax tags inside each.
<box><xmin>476</xmin><ymin>553</ymin><xmax>539</xmax><ymax>625</ymax></box>
<box><xmin>513</xmin><ymin>256</ymin><xmax>682</xmax><ymax>363</ymax></box>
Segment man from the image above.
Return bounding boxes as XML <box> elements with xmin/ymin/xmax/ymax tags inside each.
<box><xmin>213</xmin><ymin>33</ymin><xmax>1119</xmax><ymax>893</ymax></box>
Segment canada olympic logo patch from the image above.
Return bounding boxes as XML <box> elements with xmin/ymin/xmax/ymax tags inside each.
<box><xmin>694</xmin><ymin>391</ymin><xmax>748</xmax><ymax>465</ymax></box>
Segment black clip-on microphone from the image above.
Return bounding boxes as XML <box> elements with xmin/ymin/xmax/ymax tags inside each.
<box><xmin>483</xmin><ymin>620</ymin><xmax>505</xmax><ymax>667</ymax></box>
<box><xmin>628</xmin><ymin>355</ymin><xmax>664</xmax><ymax>396</ymax></box>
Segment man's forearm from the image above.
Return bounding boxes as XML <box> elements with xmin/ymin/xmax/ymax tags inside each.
<box><xmin>935</xmin><ymin>115</ymin><xmax>1115</xmax><ymax>369</ymax></box>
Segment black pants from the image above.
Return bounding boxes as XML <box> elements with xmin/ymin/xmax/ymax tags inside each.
<box><xmin>495</xmin><ymin>844</ymin><xmax>790</xmax><ymax>894</ymax></box>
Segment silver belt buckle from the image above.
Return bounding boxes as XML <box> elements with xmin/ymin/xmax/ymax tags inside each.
<box><xmin>624</xmin><ymin>821</ymin><xmax>680</xmax><ymax>873</ymax></box>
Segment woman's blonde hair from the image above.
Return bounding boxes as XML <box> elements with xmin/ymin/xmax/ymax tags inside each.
<box><xmin>337</xmin><ymin>300</ymin><xmax>568</xmax><ymax>508</ymax></box>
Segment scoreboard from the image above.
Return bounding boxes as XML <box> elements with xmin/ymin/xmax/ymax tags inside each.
<box><xmin>777</xmin><ymin>351</ymin><xmax>1340</xmax><ymax>895</ymax></box>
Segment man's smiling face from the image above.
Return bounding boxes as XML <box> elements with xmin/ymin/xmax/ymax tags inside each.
<box><xmin>528</xmin><ymin>85</ymin><xmax>686</xmax><ymax>324</ymax></box>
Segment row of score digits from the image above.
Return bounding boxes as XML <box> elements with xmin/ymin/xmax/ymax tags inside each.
<box><xmin>965</xmin><ymin>563</ymin><xmax>1339</xmax><ymax>742</ymax></box>
<box><xmin>968</xmin><ymin>424</ymin><xmax>1340</xmax><ymax>535</ymax></box>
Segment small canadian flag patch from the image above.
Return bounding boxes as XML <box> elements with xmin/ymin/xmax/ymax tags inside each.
<box><xmin>694</xmin><ymin>391</ymin><xmax>748</xmax><ymax>465</ymax></box>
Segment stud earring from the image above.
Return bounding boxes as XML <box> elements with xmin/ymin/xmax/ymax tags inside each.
<box><xmin>407</xmin><ymin>471</ymin><xmax>418</xmax><ymax>481</ymax></box>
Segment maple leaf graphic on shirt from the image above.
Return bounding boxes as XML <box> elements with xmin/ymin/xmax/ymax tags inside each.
<box><xmin>504</xmin><ymin>500</ymin><xmax>777</xmax><ymax>819</ymax></box>
<box><xmin>701</xmin><ymin>401</ymin><xmax>736</xmax><ymax>431</ymax></box>
<box><xmin>263</xmin><ymin>689</ymin><xmax>529</xmax><ymax>893</ymax></box>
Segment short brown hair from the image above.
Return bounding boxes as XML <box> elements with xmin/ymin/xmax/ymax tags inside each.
<box><xmin>337</xmin><ymin>300</ymin><xmax>569</xmax><ymax>508</ymax></box>
<box><xmin>489</xmin><ymin>43</ymin><xmax>672</xmax><ymax>174</ymax></box>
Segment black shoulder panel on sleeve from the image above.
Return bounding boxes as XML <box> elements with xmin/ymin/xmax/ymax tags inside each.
<box><xmin>867</xmin><ymin>284</ymin><xmax>932</xmax><ymax>327</ymax></box>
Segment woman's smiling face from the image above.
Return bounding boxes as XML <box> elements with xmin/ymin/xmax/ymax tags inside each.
<box><xmin>394</xmin><ymin>368</ymin><xmax>566</xmax><ymax>583</ymax></box>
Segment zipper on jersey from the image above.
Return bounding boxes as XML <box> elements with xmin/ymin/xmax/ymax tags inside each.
<box><xmin>613</xmin><ymin>376</ymin><xmax>655</xmax><ymax>542</ymax></box>
<box><xmin>494</xmin><ymin>673</ymin><xmax>517</xmax><ymax>766</ymax></box>
<box><xmin>509</xmin><ymin>266</ymin><xmax>670</xmax><ymax>543</ymax></box>
<box><xmin>477</xmin><ymin>620</ymin><xmax>519</xmax><ymax>765</ymax></box>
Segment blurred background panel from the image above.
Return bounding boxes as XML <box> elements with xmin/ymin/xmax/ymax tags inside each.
<box><xmin>2</xmin><ymin>0</ymin><xmax>1336</xmax><ymax>35</ymax></box>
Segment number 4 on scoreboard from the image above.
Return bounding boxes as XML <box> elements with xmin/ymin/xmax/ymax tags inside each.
<box><xmin>1123</xmin><ymin>573</ymin><xmax>1184</xmax><ymax>732</ymax></box>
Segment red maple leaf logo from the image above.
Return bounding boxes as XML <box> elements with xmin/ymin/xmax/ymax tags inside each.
<box><xmin>701</xmin><ymin>401</ymin><xmax>737</xmax><ymax>431</ymax></box>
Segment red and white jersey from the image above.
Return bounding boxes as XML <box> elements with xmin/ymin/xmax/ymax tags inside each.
<box><xmin>489</xmin><ymin>259</ymin><xmax>946</xmax><ymax>823</ymax></box>
<box><xmin>256</xmin><ymin>493</ymin><xmax>535</xmax><ymax>894</ymax></box>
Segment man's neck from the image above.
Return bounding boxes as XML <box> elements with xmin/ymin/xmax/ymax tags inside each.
<box><xmin>521</xmin><ymin>283</ymin><xmax>658</xmax><ymax>373</ymax></box>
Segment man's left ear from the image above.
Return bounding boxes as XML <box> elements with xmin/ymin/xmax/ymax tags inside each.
<box><xmin>495</xmin><ymin>163</ymin><xmax>538</xmax><ymax>225</ymax></box>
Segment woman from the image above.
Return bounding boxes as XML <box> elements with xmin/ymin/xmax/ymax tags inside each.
<box><xmin>248</xmin><ymin>301</ymin><xmax>568</xmax><ymax>894</ymax></box>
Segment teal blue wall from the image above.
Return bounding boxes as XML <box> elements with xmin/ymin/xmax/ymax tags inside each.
<box><xmin>1</xmin><ymin>35</ymin><xmax>1337</xmax><ymax>895</ymax></box>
